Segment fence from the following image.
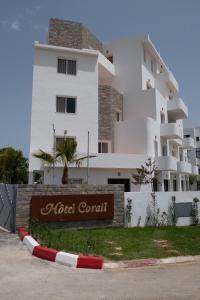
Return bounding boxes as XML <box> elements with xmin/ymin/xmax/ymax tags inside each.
<box><xmin>0</xmin><ymin>184</ymin><xmax>17</xmax><ymax>232</ymax></box>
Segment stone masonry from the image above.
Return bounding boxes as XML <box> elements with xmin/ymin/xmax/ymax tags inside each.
<box><xmin>98</xmin><ymin>85</ymin><xmax>123</xmax><ymax>152</ymax></box>
<box><xmin>48</xmin><ymin>18</ymin><xmax>103</xmax><ymax>53</ymax></box>
<box><xmin>15</xmin><ymin>184</ymin><xmax>124</xmax><ymax>229</ymax></box>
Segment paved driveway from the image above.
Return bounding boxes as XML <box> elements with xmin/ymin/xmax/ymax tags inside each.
<box><xmin>0</xmin><ymin>230</ymin><xmax>200</xmax><ymax>300</ymax></box>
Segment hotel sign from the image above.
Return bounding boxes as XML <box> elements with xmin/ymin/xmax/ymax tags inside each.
<box><xmin>31</xmin><ymin>194</ymin><xmax>114</xmax><ymax>222</ymax></box>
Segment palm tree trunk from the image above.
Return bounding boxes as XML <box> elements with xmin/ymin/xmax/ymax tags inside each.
<box><xmin>62</xmin><ymin>164</ymin><xmax>68</xmax><ymax>184</ymax></box>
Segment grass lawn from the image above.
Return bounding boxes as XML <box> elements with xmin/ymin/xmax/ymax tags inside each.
<box><xmin>30</xmin><ymin>224</ymin><xmax>200</xmax><ymax>261</ymax></box>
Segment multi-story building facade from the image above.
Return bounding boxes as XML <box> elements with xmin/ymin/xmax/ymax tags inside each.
<box><xmin>183</xmin><ymin>127</ymin><xmax>200</xmax><ymax>189</ymax></box>
<box><xmin>29</xmin><ymin>18</ymin><xmax>198</xmax><ymax>191</ymax></box>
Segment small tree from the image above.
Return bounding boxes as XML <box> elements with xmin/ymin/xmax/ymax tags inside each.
<box><xmin>33</xmin><ymin>139</ymin><xmax>95</xmax><ymax>184</ymax></box>
<box><xmin>132</xmin><ymin>158</ymin><xmax>160</xmax><ymax>226</ymax></box>
<box><xmin>0</xmin><ymin>147</ymin><xmax>28</xmax><ymax>184</ymax></box>
<box><xmin>191</xmin><ymin>197</ymin><xmax>199</xmax><ymax>225</ymax></box>
<box><xmin>132</xmin><ymin>157</ymin><xmax>158</xmax><ymax>191</ymax></box>
<box><xmin>189</xmin><ymin>175</ymin><xmax>197</xmax><ymax>191</ymax></box>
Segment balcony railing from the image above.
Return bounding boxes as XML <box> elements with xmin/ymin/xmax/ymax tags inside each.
<box><xmin>177</xmin><ymin>161</ymin><xmax>192</xmax><ymax>174</ymax></box>
<box><xmin>156</xmin><ymin>70</ymin><xmax>179</xmax><ymax>92</ymax></box>
<box><xmin>167</xmin><ymin>98</ymin><xmax>188</xmax><ymax>120</ymax></box>
<box><xmin>192</xmin><ymin>165</ymin><xmax>199</xmax><ymax>175</ymax></box>
<box><xmin>182</xmin><ymin>137</ymin><xmax>195</xmax><ymax>149</ymax></box>
<box><xmin>155</xmin><ymin>156</ymin><xmax>177</xmax><ymax>171</ymax></box>
<box><xmin>160</xmin><ymin>123</ymin><xmax>183</xmax><ymax>139</ymax></box>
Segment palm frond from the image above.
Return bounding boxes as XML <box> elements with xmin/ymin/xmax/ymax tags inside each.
<box><xmin>32</xmin><ymin>149</ymin><xmax>55</xmax><ymax>165</ymax></box>
<box><xmin>56</xmin><ymin>139</ymin><xmax>77</xmax><ymax>165</ymax></box>
<box><xmin>74</xmin><ymin>155</ymin><xmax>96</xmax><ymax>167</ymax></box>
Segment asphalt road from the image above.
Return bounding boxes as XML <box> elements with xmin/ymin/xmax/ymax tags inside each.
<box><xmin>0</xmin><ymin>230</ymin><xmax>200</xmax><ymax>300</ymax></box>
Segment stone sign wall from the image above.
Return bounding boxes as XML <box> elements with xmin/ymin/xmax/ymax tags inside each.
<box><xmin>16</xmin><ymin>184</ymin><xmax>124</xmax><ymax>229</ymax></box>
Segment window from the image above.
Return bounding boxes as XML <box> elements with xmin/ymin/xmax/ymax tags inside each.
<box><xmin>67</xmin><ymin>98</ymin><xmax>76</xmax><ymax>113</ymax></box>
<box><xmin>57</xmin><ymin>59</ymin><xmax>66</xmax><ymax>74</ymax></box>
<box><xmin>33</xmin><ymin>170</ymin><xmax>44</xmax><ymax>184</ymax></box>
<box><xmin>162</xmin><ymin>145</ymin><xmax>167</xmax><ymax>156</ymax></box>
<box><xmin>164</xmin><ymin>179</ymin><xmax>169</xmax><ymax>192</ymax></box>
<box><xmin>56</xmin><ymin>137</ymin><xmax>75</xmax><ymax>148</ymax></box>
<box><xmin>57</xmin><ymin>59</ymin><xmax>76</xmax><ymax>75</ymax></box>
<box><xmin>196</xmin><ymin>148</ymin><xmax>200</xmax><ymax>158</ymax></box>
<box><xmin>184</xmin><ymin>134</ymin><xmax>190</xmax><ymax>138</ymax></box>
<box><xmin>56</xmin><ymin>97</ymin><xmax>76</xmax><ymax>114</ymax></box>
<box><xmin>160</xmin><ymin>112</ymin><xmax>165</xmax><ymax>124</ymax></box>
<box><xmin>98</xmin><ymin>142</ymin><xmax>109</xmax><ymax>153</ymax></box>
<box><xmin>67</xmin><ymin>60</ymin><xmax>76</xmax><ymax>75</ymax></box>
<box><xmin>181</xmin><ymin>180</ymin><xmax>184</xmax><ymax>191</ymax></box>
<box><xmin>196</xmin><ymin>136</ymin><xmax>200</xmax><ymax>142</ymax></box>
<box><xmin>116</xmin><ymin>111</ymin><xmax>122</xmax><ymax>122</ymax></box>
<box><xmin>173</xmin><ymin>179</ymin><xmax>177</xmax><ymax>192</ymax></box>
<box><xmin>143</xmin><ymin>48</ymin><xmax>146</xmax><ymax>63</ymax></box>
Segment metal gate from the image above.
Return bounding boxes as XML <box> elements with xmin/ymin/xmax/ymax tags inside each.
<box><xmin>0</xmin><ymin>184</ymin><xmax>17</xmax><ymax>232</ymax></box>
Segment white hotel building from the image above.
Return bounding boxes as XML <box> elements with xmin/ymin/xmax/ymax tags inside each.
<box><xmin>29</xmin><ymin>18</ymin><xmax>198</xmax><ymax>192</ymax></box>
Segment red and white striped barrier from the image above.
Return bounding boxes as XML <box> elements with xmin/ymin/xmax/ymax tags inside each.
<box><xmin>18</xmin><ymin>227</ymin><xmax>103</xmax><ymax>269</ymax></box>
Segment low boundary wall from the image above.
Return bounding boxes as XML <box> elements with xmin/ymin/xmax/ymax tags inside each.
<box><xmin>16</xmin><ymin>184</ymin><xmax>124</xmax><ymax>229</ymax></box>
<box><xmin>125</xmin><ymin>191</ymin><xmax>200</xmax><ymax>227</ymax></box>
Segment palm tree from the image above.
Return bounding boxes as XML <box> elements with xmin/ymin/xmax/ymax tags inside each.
<box><xmin>33</xmin><ymin>139</ymin><xmax>95</xmax><ymax>184</ymax></box>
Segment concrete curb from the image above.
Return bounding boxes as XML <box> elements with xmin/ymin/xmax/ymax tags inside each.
<box><xmin>104</xmin><ymin>255</ymin><xmax>200</xmax><ymax>269</ymax></box>
<box><xmin>18</xmin><ymin>227</ymin><xmax>103</xmax><ymax>269</ymax></box>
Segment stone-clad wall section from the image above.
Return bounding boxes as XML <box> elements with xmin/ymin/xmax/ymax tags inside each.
<box><xmin>48</xmin><ymin>18</ymin><xmax>103</xmax><ymax>53</ymax></box>
<box><xmin>82</xmin><ymin>25</ymin><xmax>103</xmax><ymax>53</ymax></box>
<box><xmin>15</xmin><ymin>184</ymin><xmax>124</xmax><ymax>229</ymax></box>
<box><xmin>98</xmin><ymin>85</ymin><xmax>112</xmax><ymax>141</ymax></box>
<box><xmin>98</xmin><ymin>85</ymin><xmax>123</xmax><ymax>152</ymax></box>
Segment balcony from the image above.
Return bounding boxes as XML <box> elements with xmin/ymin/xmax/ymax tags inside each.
<box><xmin>167</xmin><ymin>98</ymin><xmax>188</xmax><ymax>120</ymax></box>
<box><xmin>157</xmin><ymin>70</ymin><xmax>179</xmax><ymax>92</ymax></box>
<box><xmin>156</xmin><ymin>156</ymin><xmax>177</xmax><ymax>171</ymax></box>
<box><xmin>182</xmin><ymin>137</ymin><xmax>195</xmax><ymax>149</ymax></box>
<box><xmin>160</xmin><ymin>123</ymin><xmax>183</xmax><ymax>139</ymax></box>
<box><xmin>172</xmin><ymin>139</ymin><xmax>182</xmax><ymax>147</ymax></box>
<box><xmin>192</xmin><ymin>165</ymin><xmax>199</xmax><ymax>175</ymax></box>
<box><xmin>177</xmin><ymin>161</ymin><xmax>192</xmax><ymax>174</ymax></box>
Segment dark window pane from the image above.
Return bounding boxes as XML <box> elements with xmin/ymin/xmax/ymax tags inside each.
<box><xmin>164</xmin><ymin>179</ymin><xmax>169</xmax><ymax>192</ymax></box>
<box><xmin>102</xmin><ymin>143</ymin><xmax>108</xmax><ymax>153</ymax></box>
<box><xmin>173</xmin><ymin>179</ymin><xmax>177</xmax><ymax>191</ymax></box>
<box><xmin>56</xmin><ymin>137</ymin><xmax>75</xmax><ymax>148</ymax></box>
<box><xmin>196</xmin><ymin>148</ymin><xmax>200</xmax><ymax>158</ymax></box>
<box><xmin>57</xmin><ymin>59</ymin><xmax>66</xmax><ymax>74</ymax></box>
<box><xmin>98</xmin><ymin>143</ymin><xmax>101</xmax><ymax>153</ymax></box>
<box><xmin>67</xmin><ymin>98</ymin><xmax>76</xmax><ymax>113</ymax></box>
<box><xmin>56</xmin><ymin>137</ymin><xmax>65</xmax><ymax>148</ymax></box>
<box><xmin>56</xmin><ymin>97</ymin><xmax>66</xmax><ymax>112</ymax></box>
<box><xmin>181</xmin><ymin>180</ymin><xmax>184</xmax><ymax>191</ymax></box>
<box><xmin>67</xmin><ymin>60</ymin><xmax>76</xmax><ymax>75</ymax></box>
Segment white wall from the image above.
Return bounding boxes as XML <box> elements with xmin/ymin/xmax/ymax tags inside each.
<box><xmin>103</xmin><ymin>38</ymin><xmax>143</xmax><ymax>121</ymax></box>
<box><xmin>125</xmin><ymin>191</ymin><xmax>200</xmax><ymax>227</ymax></box>
<box><xmin>43</xmin><ymin>166</ymin><xmax>152</xmax><ymax>192</ymax></box>
<box><xmin>29</xmin><ymin>45</ymin><xmax>98</xmax><ymax>175</ymax></box>
<box><xmin>114</xmin><ymin>117</ymin><xmax>160</xmax><ymax>156</ymax></box>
